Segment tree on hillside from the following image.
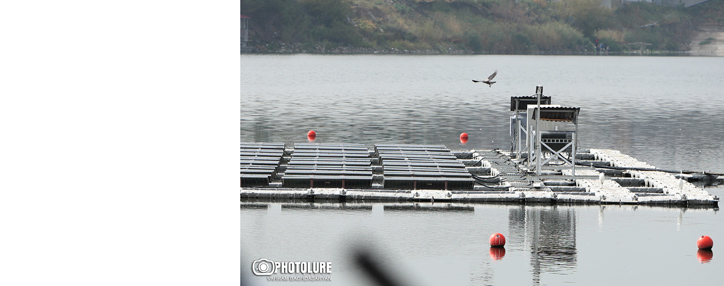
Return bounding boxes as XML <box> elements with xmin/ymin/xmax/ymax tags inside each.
<box><xmin>241</xmin><ymin>0</ymin><xmax>362</xmax><ymax>47</ymax></box>
<box><xmin>553</xmin><ymin>0</ymin><xmax>613</xmax><ymax>38</ymax></box>
<box><xmin>302</xmin><ymin>0</ymin><xmax>351</xmax><ymax>27</ymax></box>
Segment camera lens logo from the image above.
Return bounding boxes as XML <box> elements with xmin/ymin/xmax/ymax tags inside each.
<box><xmin>252</xmin><ymin>259</ymin><xmax>276</xmax><ymax>276</ymax></box>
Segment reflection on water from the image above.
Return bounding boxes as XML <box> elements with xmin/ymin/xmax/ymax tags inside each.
<box><xmin>280</xmin><ymin>203</ymin><xmax>373</xmax><ymax>211</ymax></box>
<box><xmin>510</xmin><ymin>206</ymin><xmax>577</xmax><ymax>284</ymax></box>
<box><xmin>239</xmin><ymin>203</ymin><xmax>269</xmax><ymax>209</ymax></box>
<box><xmin>241</xmin><ymin>202</ymin><xmax>724</xmax><ymax>285</ymax></box>
<box><xmin>697</xmin><ymin>249</ymin><xmax>714</xmax><ymax>264</ymax></box>
<box><xmin>489</xmin><ymin>247</ymin><xmax>506</xmax><ymax>260</ymax></box>
<box><xmin>384</xmin><ymin>203</ymin><xmax>474</xmax><ymax>212</ymax></box>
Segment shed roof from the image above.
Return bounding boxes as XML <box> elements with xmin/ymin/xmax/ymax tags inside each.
<box><xmin>510</xmin><ymin>95</ymin><xmax>552</xmax><ymax>111</ymax></box>
<box><xmin>531</xmin><ymin>106</ymin><xmax>581</xmax><ymax>123</ymax></box>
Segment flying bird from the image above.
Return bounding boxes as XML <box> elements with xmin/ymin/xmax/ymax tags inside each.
<box><xmin>473</xmin><ymin>71</ymin><xmax>497</xmax><ymax>87</ymax></box>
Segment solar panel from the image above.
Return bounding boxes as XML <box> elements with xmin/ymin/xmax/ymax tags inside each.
<box><xmin>291</xmin><ymin>152</ymin><xmax>370</xmax><ymax>158</ymax></box>
<box><xmin>383</xmin><ymin>161</ymin><xmax>466</xmax><ymax>168</ymax></box>
<box><xmin>282</xmin><ymin>175</ymin><xmax>373</xmax><ymax>189</ymax></box>
<box><xmin>240</xmin><ymin>159</ymin><xmax>279</xmax><ymax>165</ymax></box>
<box><xmin>374</xmin><ymin>144</ymin><xmax>473</xmax><ymax>190</ymax></box>
<box><xmin>383</xmin><ymin>171</ymin><xmax>472</xmax><ymax>177</ymax></box>
<box><xmin>242</xmin><ymin>143</ymin><xmax>477</xmax><ymax>190</ymax></box>
<box><xmin>240</xmin><ymin>142</ymin><xmax>285</xmax><ymax>187</ymax></box>
<box><xmin>285</xmin><ymin>170</ymin><xmax>372</xmax><ymax>176</ymax></box>
<box><xmin>288</xmin><ymin>160</ymin><xmax>371</xmax><ymax>167</ymax></box>
<box><xmin>282</xmin><ymin>143</ymin><xmax>373</xmax><ymax>188</ymax></box>
<box><xmin>239</xmin><ymin>151</ymin><xmax>284</xmax><ymax>157</ymax></box>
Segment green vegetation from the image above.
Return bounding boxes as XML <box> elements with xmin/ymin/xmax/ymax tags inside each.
<box><xmin>689</xmin><ymin>0</ymin><xmax>724</xmax><ymax>26</ymax></box>
<box><xmin>700</xmin><ymin>37</ymin><xmax>715</xmax><ymax>45</ymax></box>
<box><xmin>241</xmin><ymin>0</ymin><xmax>368</xmax><ymax>52</ymax></box>
<box><xmin>241</xmin><ymin>0</ymin><xmax>724</xmax><ymax>54</ymax></box>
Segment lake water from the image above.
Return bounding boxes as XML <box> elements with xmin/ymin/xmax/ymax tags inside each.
<box><xmin>241</xmin><ymin>55</ymin><xmax>724</xmax><ymax>285</ymax></box>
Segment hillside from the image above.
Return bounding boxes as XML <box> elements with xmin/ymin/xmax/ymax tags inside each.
<box><xmin>241</xmin><ymin>0</ymin><xmax>724</xmax><ymax>54</ymax></box>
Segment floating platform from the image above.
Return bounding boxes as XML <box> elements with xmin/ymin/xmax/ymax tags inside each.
<box><xmin>241</xmin><ymin>143</ymin><xmax>720</xmax><ymax>207</ymax></box>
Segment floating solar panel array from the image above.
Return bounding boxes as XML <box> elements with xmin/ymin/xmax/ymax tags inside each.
<box><xmin>376</xmin><ymin>144</ymin><xmax>474</xmax><ymax>190</ymax></box>
<box><xmin>282</xmin><ymin>143</ymin><xmax>373</xmax><ymax>189</ymax></box>
<box><xmin>240</xmin><ymin>142</ymin><xmax>285</xmax><ymax>187</ymax></box>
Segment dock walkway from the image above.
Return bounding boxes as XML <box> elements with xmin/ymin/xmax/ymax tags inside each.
<box><xmin>241</xmin><ymin>143</ymin><xmax>719</xmax><ymax>207</ymax></box>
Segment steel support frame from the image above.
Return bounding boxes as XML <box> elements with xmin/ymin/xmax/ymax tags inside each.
<box><xmin>525</xmin><ymin>86</ymin><xmax>577</xmax><ymax>177</ymax></box>
<box><xmin>539</xmin><ymin>133</ymin><xmax>577</xmax><ymax>176</ymax></box>
<box><xmin>513</xmin><ymin>110</ymin><xmax>529</xmax><ymax>158</ymax></box>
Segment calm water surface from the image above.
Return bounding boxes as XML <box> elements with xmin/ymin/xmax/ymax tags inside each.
<box><xmin>241</xmin><ymin>203</ymin><xmax>723</xmax><ymax>285</ymax></box>
<box><xmin>241</xmin><ymin>55</ymin><xmax>724</xmax><ymax>285</ymax></box>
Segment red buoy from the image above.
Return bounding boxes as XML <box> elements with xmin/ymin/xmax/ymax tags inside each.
<box><xmin>697</xmin><ymin>249</ymin><xmax>713</xmax><ymax>263</ymax></box>
<box><xmin>489</xmin><ymin>247</ymin><xmax>506</xmax><ymax>260</ymax></box>
<box><xmin>307</xmin><ymin>130</ymin><xmax>316</xmax><ymax>141</ymax></box>
<box><xmin>697</xmin><ymin>235</ymin><xmax>713</xmax><ymax>250</ymax></box>
<box><xmin>489</xmin><ymin>233</ymin><xmax>506</xmax><ymax>247</ymax></box>
<box><xmin>460</xmin><ymin>133</ymin><xmax>469</xmax><ymax>144</ymax></box>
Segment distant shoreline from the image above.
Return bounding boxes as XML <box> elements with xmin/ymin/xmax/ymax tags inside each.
<box><xmin>240</xmin><ymin>40</ymin><xmax>718</xmax><ymax>56</ymax></box>
<box><xmin>241</xmin><ymin>49</ymin><xmax>712</xmax><ymax>56</ymax></box>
